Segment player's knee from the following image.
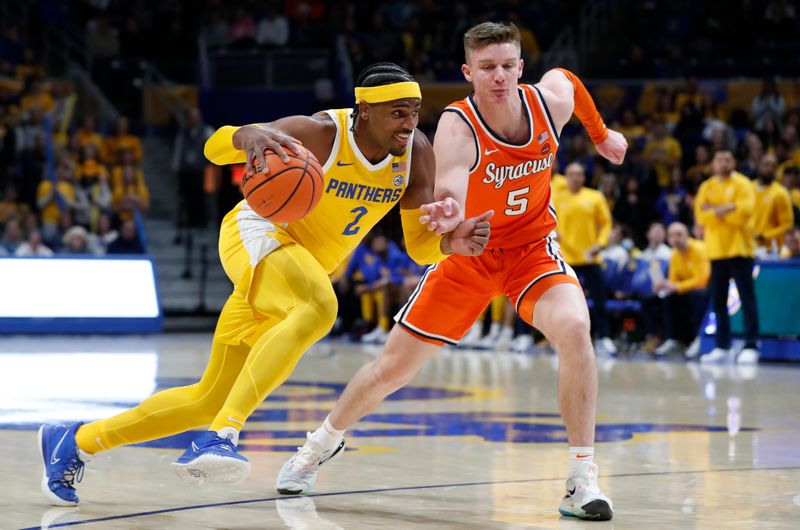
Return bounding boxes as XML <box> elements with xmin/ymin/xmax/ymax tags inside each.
<box><xmin>551</xmin><ymin>311</ymin><xmax>592</xmax><ymax>352</ymax></box>
<box><xmin>300</xmin><ymin>283</ymin><xmax>339</xmax><ymax>337</ymax></box>
<box><xmin>372</xmin><ymin>354</ymin><xmax>414</xmax><ymax>393</ymax></box>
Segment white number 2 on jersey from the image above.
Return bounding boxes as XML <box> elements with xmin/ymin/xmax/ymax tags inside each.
<box><xmin>505</xmin><ymin>186</ymin><xmax>530</xmax><ymax>216</ymax></box>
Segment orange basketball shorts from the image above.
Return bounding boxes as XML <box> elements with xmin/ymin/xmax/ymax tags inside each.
<box><xmin>395</xmin><ymin>234</ymin><xmax>580</xmax><ymax>346</ymax></box>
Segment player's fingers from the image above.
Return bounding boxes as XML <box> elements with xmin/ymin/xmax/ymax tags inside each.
<box><xmin>264</xmin><ymin>139</ymin><xmax>290</xmax><ymax>163</ymax></box>
<box><xmin>428</xmin><ymin>221</ymin><xmax>438</xmax><ymax>231</ymax></box>
<box><xmin>468</xmin><ymin>241</ymin><xmax>485</xmax><ymax>254</ymax></box>
<box><xmin>420</xmin><ymin>203</ymin><xmax>433</xmax><ymax>214</ymax></box>
<box><xmin>472</xmin><ymin>235</ymin><xmax>489</xmax><ymax>246</ymax></box>
<box><xmin>419</xmin><ymin>215</ymin><xmax>431</xmax><ymax>224</ymax></box>
<box><xmin>252</xmin><ymin>145</ymin><xmax>269</xmax><ymax>175</ymax></box>
<box><xmin>474</xmin><ymin>227</ymin><xmax>489</xmax><ymax>237</ymax></box>
<box><xmin>472</xmin><ymin>209</ymin><xmax>494</xmax><ymax>222</ymax></box>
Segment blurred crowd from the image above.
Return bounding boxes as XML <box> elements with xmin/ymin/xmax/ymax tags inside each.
<box><xmin>0</xmin><ymin>33</ymin><xmax>149</xmax><ymax>257</ymax></box>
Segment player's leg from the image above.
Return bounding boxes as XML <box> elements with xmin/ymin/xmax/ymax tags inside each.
<box><xmin>38</xmin><ymin>301</ymin><xmax>252</xmax><ymax>506</ymax></box>
<box><xmin>702</xmin><ymin>259</ymin><xmax>732</xmax><ymax>362</ymax></box>
<box><xmin>173</xmin><ymin>243</ymin><xmax>338</xmax><ymax>483</ymax></box>
<box><xmin>511</xmin><ymin>240</ymin><xmax>612</xmax><ymax>521</ymax></box>
<box><xmin>276</xmin><ymin>257</ymin><xmax>493</xmax><ymax>494</ymax></box>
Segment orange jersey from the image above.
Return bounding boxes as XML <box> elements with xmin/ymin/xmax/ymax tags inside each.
<box><xmin>444</xmin><ymin>84</ymin><xmax>559</xmax><ymax>248</ymax></box>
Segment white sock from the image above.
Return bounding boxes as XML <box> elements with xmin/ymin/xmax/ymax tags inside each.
<box><xmin>568</xmin><ymin>446</ymin><xmax>594</xmax><ymax>476</ymax></box>
<box><xmin>217</xmin><ymin>427</ymin><xmax>240</xmax><ymax>446</ymax></box>
<box><xmin>309</xmin><ymin>415</ymin><xmax>346</xmax><ymax>452</ymax></box>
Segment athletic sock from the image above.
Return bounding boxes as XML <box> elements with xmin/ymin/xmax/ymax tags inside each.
<box><xmin>308</xmin><ymin>415</ymin><xmax>346</xmax><ymax>452</ymax></box>
<box><xmin>568</xmin><ymin>446</ymin><xmax>594</xmax><ymax>477</ymax></box>
<box><xmin>216</xmin><ymin>427</ymin><xmax>240</xmax><ymax>446</ymax></box>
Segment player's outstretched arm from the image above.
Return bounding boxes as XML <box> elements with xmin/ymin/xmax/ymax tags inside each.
<box><xmin>204</xmin><ymin>113</ymin><xmax>335</xmax><ymax>175</ymax></box>
<box><xmin>536</xmin><ymin>68</ymin><xmax>627</xmax><ymax>165</ymax></box>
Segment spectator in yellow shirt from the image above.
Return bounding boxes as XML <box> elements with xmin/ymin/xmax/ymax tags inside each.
<box><xmin>37</xmin><ymin>159</ymin><xmax>78</xmax><ymax>244</ymax></box>
<box><xmin>111</xmin><ymin>150</ymin><xmax>150</xmax><ymax>221</ymax></box>
<box><xmin>694</xmin><ymin>150</ymin><xmax>759</xmax><ymax>363</ymax></box>
<box><xmin>553</xmin><ymin>162</ymin><xmax>616</xmax><ymax>355</ymax></box>
<box><xmin>102</xmin><ymin>116</ymin><xmax>143</xmax><ymax>166</ymax></box>
<box><xmin>653</xmin><ymin>223</ymin><xmax>710</xmax><ymax>357</ymax></box>
<box><xmin>751</xmin><ymin>154</ymin><xmax>794</xmax><ymax>254</ymax></box>
<box><xmin>76</xmin><ymin>116</ymin><xmax>104</xmax><ymax>152</ymax></box>
<box><xmin>643</xmin><ymin>119</ymin><xmax>682</xmax><ymax>187</ymax></box>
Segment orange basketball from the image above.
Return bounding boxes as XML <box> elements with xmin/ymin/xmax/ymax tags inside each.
<box><xmin>241</xmin><ymin>146</ymin><xmax>324</xmax><ymax>223</ymax></box>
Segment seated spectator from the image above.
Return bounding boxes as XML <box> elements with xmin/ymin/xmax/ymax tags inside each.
<box><xmin>19</xmin><ymin>78</ymin><xmax>54</xmax><ymax>116</ymax></box>
<box><xmin>76</xmin><ymin>144</ymin><xmax>112</xmax><ymax>231</ymax></box>
<box><xmin>653</xmin><ymin>222</ymin><xmax>710</xmax><ymax>357</ymax></box>
<box><xmin>780</xmin><ymin>228</ymin><xmax>800</xmax><ymax>258</ymax></box>
<box><xmin>613</xmin><ymin>177</ymin><xmax>652</xmax><ymax>247</ymax></box>
<box><xmin>61</xmin><ymin>225</ymin><xmax>92</xmax><ymax>254</ymax></box>
<box><xmin>255</xmin><ymin>7</ymin><xmax>289</xmax><ymax>48</ymax></box>
<box><xmin>89</xmin><ymin>211</ymin><xmax>119</xmax><ymax>255</ymax></box>
<box><xmin>1</xmin><ymin>217</ymin><xmax>24</xmax><ymax>253</ymax></box>
<box><xmin>643</xmin><ymin>119</ymin><xmax>682</xmax><ymax>188</ymax></box>
<box><xmin>228</xmin><ymin>7</ymin><xmax>256</xmax><ymax>49</ymax></box>
<box><xmin>0</xmin><ymin>184</ymin><xmax>29</xmax><ymax>224</ymax></box>
<box><xmin>15</xmin><ymin>229</ymin><xmax>53</xmax><ymax>257</ymax></box>
<box><xmin>656</xmin><ymin>167</ymin><xmax>691</xmax><ymax>225</ymax></box>
<box><xmin>106</xmin><ymin>219</ymin><xmax>145</xmax><ymax>254</ymax></box>
<box><xmin>112</xmin><ymin>151</ymin><xmax>150</xmax><ymax>221</ymax></box>
<box><xmin>37</xmin><ymin>159</ymin><xmax>78</xmax><ymax>243</ymax></box>
<box><xmin>102</xmin><ymin>116</ymin><xmax>142</xmax><ymax>166</ymax></box>
<box><xmin>751</xmin><ymin>78</ymin><xmax>785</xmax><ymax>132</ymax></box>
<box><xmin>636</xmin><ymin>222</ymin><xmax>672</xmax><ymax>350</ymax></box>
<box><xmin>781</xmin><ymin>165</ymin><xmax>800</xmax><ymax>214</ymax></box>
<box><xmin>76</xmin><ymin>116</ymin><xmax>104</xmax><ymax>153</ymax></box>
<box><xmin>685</xmin><ymin>144</ymin><xmax>712</xmax><ymax>192</ymax></box>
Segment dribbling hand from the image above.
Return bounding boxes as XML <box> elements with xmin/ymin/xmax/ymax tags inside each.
<box><xmin>445</xmin><ymin>210</ymin><xmax>494</xmax><ymax>257</ymax></box>
<box><xmin>596</xmin><ymin>129</ymin><xmax>628</xmax><ymax>165</ymax></box>
<box><xmin>419</xmin><ymin>197</ymin><xmax>464</xmax><ymax>235</ymax></box>
<box><xmin>233</xmin><ymin>125</ymin><xmax>303</xmax><ymax>175</ymax></box>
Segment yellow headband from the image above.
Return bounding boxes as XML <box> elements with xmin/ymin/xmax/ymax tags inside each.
<box><xmin>354</xmin><ymin>81</ymin><xmax>421</xmax><ymax>104</ymax></box>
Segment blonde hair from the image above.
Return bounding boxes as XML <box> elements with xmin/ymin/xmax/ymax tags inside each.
<box><xmin>463</xmin><ymin>22</ymin><xmax>521</xmax><ymax>60</ymax></box>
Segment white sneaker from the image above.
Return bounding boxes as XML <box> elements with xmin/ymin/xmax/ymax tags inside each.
<box><xmin>684</xmin><ymin>337</ymin><xmax>701</xmax><ymax>359</ymax></box>
<box><xmin>276</xmin><ymin>434</ymin><xmax>346</xmax><ymax>495</ymax></box>
<box><xmin>360</xmin><ymin>327</ymin><xmax>387</xmax><ymax>344</ymax></box>
<box><xmin>737</xmin><ymin>348</ymin><xmax>759</xmax><ymax>364</ymax></box>
<box><xmin>510</xmin><ymin>334</ymin><xmax>534</xmax><ymax>353</ymax></box>
<box><xmin>596</xmin><ymin>337</ymin><xmax>618</xmax><ymax>356</ymax></box>
<box><xmin>558</xmin><ymin>462</ymin><xmax>614</xmax><ymax>520</ymax></box>
<box><xmin>700</xmin><ymin>348</ymin><xmax>730</xmax><ymax>363</ymax></box>
<box><xmin>654</xmin><ymin>339</ymin><xmax>680</xmax><ymax>357</ymax></box>
<box><xmin>459</xmin><ymin>323</ymin><xmax>483</xmax><ymax>348</ymax></box>
<box><xmin>477</xmin><ymin>329</ymin><xmax>500</xmax><ymax>349</ymax></box>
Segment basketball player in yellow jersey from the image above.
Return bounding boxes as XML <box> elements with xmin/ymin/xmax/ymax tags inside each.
<box><xmin>37</xmin><ymin>63</ymin><xmax>491</xmax><ymax>506</ymax></box>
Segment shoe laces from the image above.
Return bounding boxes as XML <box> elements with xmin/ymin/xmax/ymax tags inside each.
<box><xmin>207</xmin><ymin>435</ymin><xmax>237</xmax><ymax>453</ymax></box>
<box><xmin>290</xmin><ymin>434</ymin><xmax>325</xmax><ymax>471</ymax></box>
<box><xmin>57</xmin><ymin>456</ymin><xmax>85</xmax><ymax>490</ymax></box>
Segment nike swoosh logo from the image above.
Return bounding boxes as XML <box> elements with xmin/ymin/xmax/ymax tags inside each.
<box><xmin>50</xmin><ymin>430</ymin><xmax>70</xmax><ymax>465</ymax></box>
<box><xmin>576</xmin><ymin>454</ymin><xmax>592</xmax><ymax>458</ymax></box>
<box><xmin>484</xmin><ymin>148</ymin><xmax>499</xmax><ymax>156</ymax></box>
<box><xmin>191</xmin><ymin>442</ymin><xmax>200</xmax><ymax>452</ymax></box>
<box><xmin>227</xmin><ymin>416</ymin><xmax>244</xmax><ymax>425</ymax></box>
<box><xmin>320</xmin><ymin>439</ymin><xmax>346</xmax><ymax>465</ymax></box>
<box><xmin>568</xmin><ymin>486</ymin><xmax>576</xmax><ymax>496</ymax></box>
<box><xmin>336</xmin><ymin>161</ymin><xmax>354</xmax><ymax>166</ymax></box>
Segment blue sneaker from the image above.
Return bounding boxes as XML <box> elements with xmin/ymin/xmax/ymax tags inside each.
<box><xmin>38</xmin><ymin>423</ymin><xmax>88</xmax><ymax>506</ymax></box>
<box><xmin>171</xmin><ymin>431</ymin><xmax>250</xmax><ymax>485</ymax></box>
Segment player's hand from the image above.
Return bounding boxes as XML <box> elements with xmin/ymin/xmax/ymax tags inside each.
<box><xmin>419</xmin><ymin>197</ymin><xmax>464</xmax><ymax>235</ymax></box>
<box><xmin>233</xmin><ymin>125</ymin><xmax>303</xmax><ymax>175</ymax></box>
<box><xmin>444</xmin><ymin>210</ymin><xmax>493</xmax><ymax>256</ymax></box>
<box><xmin>596</xmin><ymin>129</ymin><xmax>627</xmax><ymax>165</ymax></box>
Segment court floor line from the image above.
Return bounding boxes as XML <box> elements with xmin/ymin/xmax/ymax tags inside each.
<box><xmin>22</xmin><ymin>465</ymin><xmax>800</xmax><ymax>530</ymax></box>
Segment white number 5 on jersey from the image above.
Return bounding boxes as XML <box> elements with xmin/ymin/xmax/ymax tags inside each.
<box><xmin>505</xmin><ymin>186</ymin><xmax>530</xmax><ymax>216</ymax></box>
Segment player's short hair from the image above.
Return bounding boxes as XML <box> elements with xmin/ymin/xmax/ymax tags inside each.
<box><xmin>463</xmin><ymin>22</ymin><xmax>521</xmax><ymax>60</ymax></box>
<box><xmin>351</xmin><ymin>62</ymin><xmax>416</xmax><ymax>130</ymax></box>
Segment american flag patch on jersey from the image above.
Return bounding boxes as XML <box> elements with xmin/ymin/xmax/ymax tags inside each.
<box><xmin>392</xmin><ymin>161</ymin><xmax>406</xmax><ymax>172</ymax></box>
<box><xmin>537</xmin><ymin>131</ymin><xmax>549</xmax><ymax>144</ymax></box>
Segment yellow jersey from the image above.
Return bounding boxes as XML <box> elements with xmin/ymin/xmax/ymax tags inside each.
<box><xmin>694</xmin><ymin>172</ymin><xmax>755</xmax><ymax>260</ymax></box>
<box><xmin>669</xmin><ymin>238</ymin><xmax>710</xmax><ymax>294</ymax></box>
<box><xmin>220</xmin><ymin>108</ymin><xmax>412</xmax><ymax>274</ymax></box>
<box><xmin>751</xmin><ymin>180</ymin><xmax>794</xmax><ymax>250</ymax></box>
<box><xmin>553</xmin><ymin>187</ymin><xmax>612</xmax><ymax>266</ymax></box>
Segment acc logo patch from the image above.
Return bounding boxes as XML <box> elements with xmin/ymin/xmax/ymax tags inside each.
<box><xmin>393</xmin><ymin>174</ymin><xmax>405</xmax><ymax>187</ymax></box>
<box><xmin>541</xmin><ymin>143</ymin><xmax>551</xmax><ymax>155</ymax></box>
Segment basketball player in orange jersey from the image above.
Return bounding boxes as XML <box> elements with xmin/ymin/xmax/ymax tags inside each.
<box><xmin>278</xmin><ymin>23</ymin><xmax>627</xmax><ymax>521</ymax></box>
<box><xmin>36</xmin><ymin>63</ymin><xmax>488</xmax><ymax>506</ymax></box>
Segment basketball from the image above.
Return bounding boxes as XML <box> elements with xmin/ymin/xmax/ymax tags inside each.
<box><xmin>241</xmin><ymin>146</ymin><xmax>324</xmax><ymax>223</ymax></box>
